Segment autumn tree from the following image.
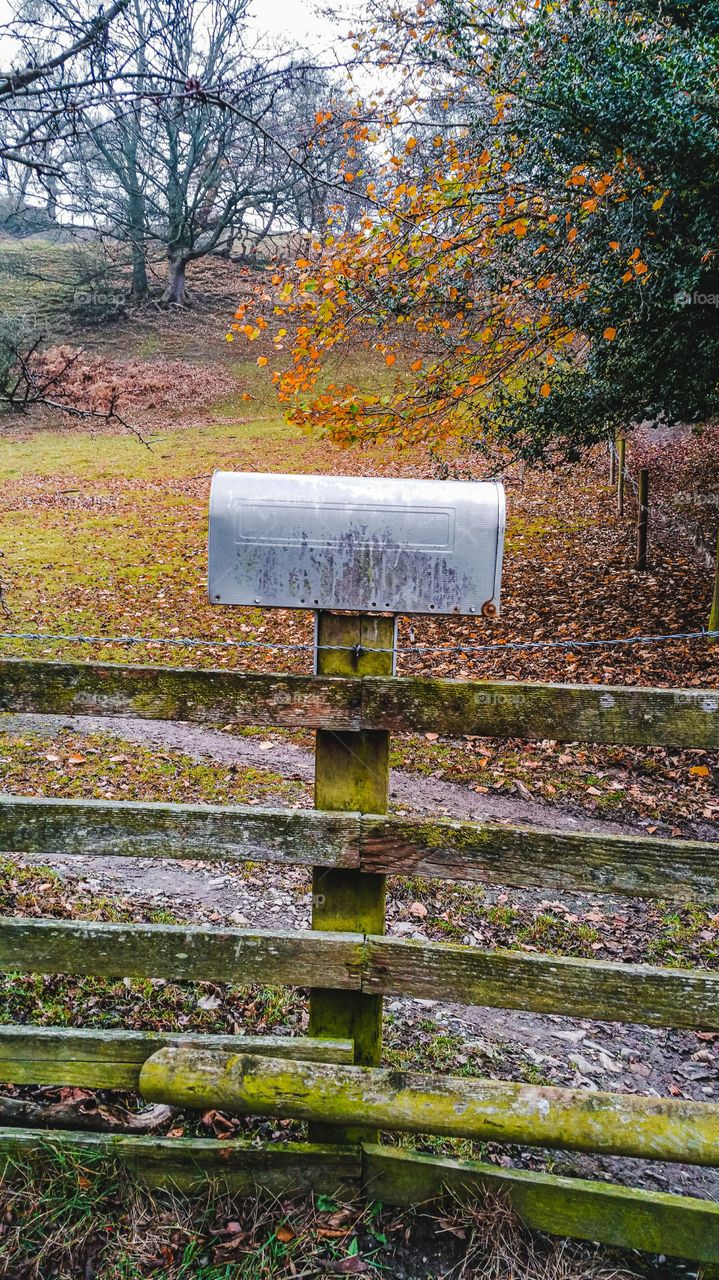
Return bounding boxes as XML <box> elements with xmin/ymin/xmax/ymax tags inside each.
<box><xmin>232</xmin><ymin>0</ymin><xmax>719</xmax><ymax>463</ymax></box>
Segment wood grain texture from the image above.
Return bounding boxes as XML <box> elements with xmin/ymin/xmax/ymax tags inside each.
<box><xmin>362</xmin><ymin>676</ymin><xmax>719</xmax><ymax>747</ymax></box>
<box><xmin>310</xmin><ymin>612</ymin><xmax>392</xmax><ymax>1146</ymax></box>
<box><xmin>0</xmin><ymin>795</ymin><xmax>360</xmax><ymax>869</ymax></box>
<box><xmin>3</xmin><ymin>796</ymin><xmax>715</xmax><ymax>903</ymax></box>
<box><xmin>139</xmin><ymin>1049</ymin><xmax>719</xmax><ymax>1165</ymax></box>
<box><xmin>0</xmin><ymin>918</ymin><xmax>364</xmax><ymax>988</ymax></box>
<box><xmin>360</xmin><ymin>814</ymin><xmax>719</xmax><ymax>902</ymax></box>
<box><xmin>0</xmin><ymin>1129</ymin><xmax>361</xmax><ymax>1196</ymax></box>
<box><xmin>362</xmin><ymin>1146</ymin><xmax>719</xmax><ymax>1264</ymax></box>
<box><xmin>3</xmin><ymin>658</ymin><xmax>719</xmax><ymax>747</ymax></box>
<box><xmin>0</xmin><ymin>919</ymin><xmax>715</xmax><ymax>1030</ymax></box>
<box><xmin>0</xmin><ymin>1026</ymin><xmax>354</xmax><ymax>1089</ymax></box>
<box><xmin>364</xmin><ymin>936</ymin><xmax>719</xmax><ymax>1030</ymax></box>
<box><xmin>0</xmin><ymin>659</ymin><xmax>359</xmax><ymax>729</ymax></box>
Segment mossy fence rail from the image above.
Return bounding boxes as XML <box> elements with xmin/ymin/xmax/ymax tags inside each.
<box><xmin>1</xmin><ymin>649</ymin><xmax>719</xmax><ymax>1267</ymax></box>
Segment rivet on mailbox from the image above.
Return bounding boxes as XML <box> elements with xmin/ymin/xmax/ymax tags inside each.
<box><xmin>208</xmin><ymin>472</ymin><xmax>505</xmax><ymax>618</ymax></box>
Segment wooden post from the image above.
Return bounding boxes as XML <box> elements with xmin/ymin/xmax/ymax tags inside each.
<box><xmin>617</xmin><ymin>437</ymin><xmax>626</xmax><ymax>518</ymax></box>
<box><xmin>636</xmin><ymin>468</ymin><xmax>649</xmax><ymax>570</ymax></box>
<box><xmin>609</xmin><ymin>439</ymin><xmax>617</xmax><ymax>486</ymax></box>
<box><xmin>709</xmin><ymin>526</ymin><xmax>719</xmax><ymax>643</ymax></box>
<box><xmin>308</xmin><ymin>611</ymin><xmax>394</xmax><ymax>1143</ymax></box>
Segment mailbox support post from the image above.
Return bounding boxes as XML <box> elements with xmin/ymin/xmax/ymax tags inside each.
<box><xmin>308</xmin><ymin>611</ymin><xmax>394</xmax><ymax>1144</ymax></box>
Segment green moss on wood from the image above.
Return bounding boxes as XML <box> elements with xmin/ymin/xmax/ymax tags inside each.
<box><xmin>139</xmin><ymin>1050</ymin><xmax>719</xmax><ymax>1166</ymax></box>
<box><xmin>361</xmin><ymin>1146</ymin><xmax>719</xmax><ymax>1264</ymax></box>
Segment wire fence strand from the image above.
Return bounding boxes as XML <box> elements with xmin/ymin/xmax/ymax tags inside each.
<box><xmin>0</xmin><ymin>627</ymin><xmax>718</xmax><ymax>657</ymax></box>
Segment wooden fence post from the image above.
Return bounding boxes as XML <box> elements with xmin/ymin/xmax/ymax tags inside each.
<box><xmin>617</xmin><ymin>437</ymin><xmax>626</xmax><ymax>517</ymax></box>
<box><xmin>636</xmin><ymin>468</ymin><xmax>649</xmax><ymax>570</ymax></box>
<box><xmin>609</xmin><ymin>439</ymin><xmax>617</xmax><ymax>486</ymax></box>
<box><xmin>709</xmin><ymin>526</ymin><xmax>719</xmax><ymax>643</ymax></box>
<box><xmin>308</xmin><ymin>611</ymin><xmax>394</xmax><ymax>1143</ymax></box>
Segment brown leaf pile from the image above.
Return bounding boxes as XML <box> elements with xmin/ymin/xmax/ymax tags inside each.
<box><xmin>28</xmin><ymin>346</ymin><xmax>234</xmax><ymax>432</ymax></box>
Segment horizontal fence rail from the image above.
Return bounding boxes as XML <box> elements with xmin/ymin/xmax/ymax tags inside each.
<box><xmin>0</xmin><ymin>1027</ymin><xmax>354</xmax><ymax>1090</ymax></box>
<box><xmin>2</xmin><ymin>658</ymin><xmax>719</xmax><ymax>746</ymax></box>
<box><xmin>1</xmin><ymin>1129</ymin><xmax>717</xmax><ymax>1263</ymax></box>
<box><xmin>361</xmin><ymin>1146</ymin><xmax>719</xmax><ymax>1263</ymax></box>
<box><xmin>2</xmin><ymin>795</ymin><xmax>718</xmax><ymax>903</ymax></box>
<box><xmin>139</xmin><ymin>1050</ymin><xmax>719</xmax><ymax>1166</ymax></box>
<box><xmin>361</xmin><ymin>813</ymin><xmax>719</xmax><ymax>901</ymax></box>
<box><xmin>0</xmin><ymin>660</ymin><xmax>360</xmax><ymax>730</ymax></box>
<box><xmin>0</xmin><ymin>1129</ymin><xmax>361</xmax><ymax>1197</ymax></box>
<box><xmin>1</xmin><ymin>918</ymin><xmax>717</xmax><ymax>1030</ymax></box>
<box><xmin>0</xmin><ymin>918</ymin><xmax>364</xmax><ymax>989</ymax></box>
<box><xmin>363</xmin><ymin>676</ymin><xmax>719</xmax><ymax>747</ymax></box>
<box><xmin>366</xmin><ymin>936</ymin><xmax>719</xmax><ymax>1030</ymax></box>
<box><xmin>0</xmin><ymin>796</ymin><xmax>359</xmax><ymax>870</ymax></box>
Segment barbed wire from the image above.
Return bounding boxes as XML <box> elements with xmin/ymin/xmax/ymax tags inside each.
<box><xmin>0</xmin><ymin>627</ymin><xmax>718</xmax><ymax>657</ymax></box>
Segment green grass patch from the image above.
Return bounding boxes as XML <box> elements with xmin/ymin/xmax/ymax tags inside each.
<box><xmin>0</xmin><ymin>730</ymin><xmax>310</xmax><ymax>807</ymax></box>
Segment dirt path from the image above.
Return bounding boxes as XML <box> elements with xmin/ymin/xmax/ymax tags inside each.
<box><xmin>2</xmin><ymin>711</ymin><xmax>678</xmax><ymax>832</ymax></box>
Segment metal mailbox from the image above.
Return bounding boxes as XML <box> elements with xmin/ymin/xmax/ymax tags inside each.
<box><xmin>208</xmin><ymin>472</ymin><xmax>505</xmax><ymax>616</ymax></box>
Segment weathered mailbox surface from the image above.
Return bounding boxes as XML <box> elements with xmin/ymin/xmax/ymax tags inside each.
<box><xmin>208</xmin><ymin>472</ymin><xmax>505</xmax><ymax>616</ymax></box>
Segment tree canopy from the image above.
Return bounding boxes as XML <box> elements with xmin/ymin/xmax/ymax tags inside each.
<box><xmin>232</xmin><ymin>0</ymin><xmax>719</xmax><ymax>463</ymax></box>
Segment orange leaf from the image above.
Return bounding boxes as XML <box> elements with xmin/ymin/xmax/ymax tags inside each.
<box><xmin>385</xmin><ymin>353</ymin><xmax>396</xmax><ymax>366</ymax></box>
<box><xmin>540</xmin><ymin>383</ymin><xmax>551</xmax><ymax>397</ymax></box>
<box><xmin>257</xmin><ymin>356</ymin><xmax>268</xmax><ymax>366</ymax></box>
<box><xmin>603</xmin><ymin>327</ymin><xmax>617</xmax><ymax>341</ymax></box>
<box><xmin>411</xmin><ymin>359</ymin><xmax>423</xmax><ymax>371</ymax></box>
<box><xmin>690</xmin><ymin>765</ymin><xmax>711</xmax><ymax>777</ymax></box>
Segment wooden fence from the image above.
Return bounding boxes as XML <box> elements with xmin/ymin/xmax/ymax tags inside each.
<box><xmin>1</xmin><ymin>648</ymin><xmax>719</xmax><ymax>1265</ymax></box>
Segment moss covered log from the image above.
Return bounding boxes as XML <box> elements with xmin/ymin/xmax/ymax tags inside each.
<box><xmin>140</xmin><ymin>1050</ymin><xmax>719</xmax><ymax>1166</ymax></box>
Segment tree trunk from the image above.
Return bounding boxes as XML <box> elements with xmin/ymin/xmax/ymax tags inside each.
<box><xmin>130</xmin><ymin>246</ymin><xmax>149</xmax><ymax>302</ymax></box>
<box><xmin>127</xmin><ymin>186</ymin><xmax>149</xmax><ymax>302</ymax></box>
<box><xmin>162</xmin><ymin>256</ymin><xmax>189</xmax><ymax>306</ymax></box>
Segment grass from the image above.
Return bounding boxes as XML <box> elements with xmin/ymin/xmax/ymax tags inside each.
<box><xmin>0</xmin><ymin>730</ymin><xmax>310</xmax><ymax>807</ymax></box>
<box><xmin>0</xmin><ymin>1145</ymin><xmax>642</xmax><ymax>1280</ymax></box>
